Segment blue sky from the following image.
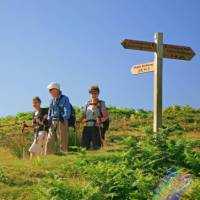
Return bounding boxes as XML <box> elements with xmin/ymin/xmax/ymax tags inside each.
<box><xmin>0</xmin><ymin>0</ymin><xmax>199</xmax><ymax>116</ymax></box>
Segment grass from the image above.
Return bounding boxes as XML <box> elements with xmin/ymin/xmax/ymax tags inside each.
<box><xmin>0</xmin><ymin>105</ymin><xmax>200</xmax><ymax>199</ymax></box>
<box><xmin>0</xmin><ymin>147</ymin><xmax>121</xmax><ymax>199</ymax></box>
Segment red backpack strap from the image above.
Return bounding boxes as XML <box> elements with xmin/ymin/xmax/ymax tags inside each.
<box><xmin>97</xmin><ymin>100</ymin><xmax>104</xmax><ymax>117</ymax></box>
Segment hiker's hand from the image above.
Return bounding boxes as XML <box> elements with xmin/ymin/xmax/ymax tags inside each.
<box><xmin>48</xmin><ymin>119</ymin><xmax>52</xmax><ymax>127</ymax></box>
<box><xmin>96</xmin><ymin>117</ymin><xmax>101</xmax><ymax>125</ymax></box>
<box><xmin>75</xmin><ymin>121</ymin><xmax>80</xmax><ymax>128</ymax></box>
<box><xmin>22</xmin><ymin>122</ymin><xmax>29</xmax><ymax>128</ymax></box>
<box><xmin>59</xmin><ymin>116</ymin><xmax>64</xmax><ymax>123</ymax></box>
<box><xmin>36</xmin><ymin>119</ymin><xmax>42</xmax><ymax>125</ymax></box>
<box><xmin>43</xmin><ymin>114</ymin><xmax>48</xmax><ymax>120</ymax></box>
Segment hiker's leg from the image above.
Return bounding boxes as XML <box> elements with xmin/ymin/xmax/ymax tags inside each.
<box><xmin>101</xmin><ymin>127</ymin><xmax>106</xmax><ymax>140</ymax></box>
<box><xmin>45</xmin><ymin>125</ymin><xmax>56</xmax><ymax>155</ymax></box>
<box><xmin>29</xmin><ymin>133</ymin><xmax>41</xmax><ymax>158</ymax></box>
<box><xmin>29</xmin><ymin>142</ymin><xmax>36</xmax><ymax>158</ymax></box>
<box><xmin>41</xmin><ymin>131</ymin><xmax>47</xmax><ymax>155</ymax></box>
<box><xmin>37</xmin><ymin>131</ymin><xmax>47</xmax><ymax>156</ymax></box>
<box><xmin>59</xmin><ymin>121</ymin><xmax>68</xmax><ymax>151</ymax></box>
<box><xmin>81</xmin><ymin>127</ymin><xmax>91</xmax><ymax>150</ymax></box>
<box><xmin>30</xmin><ymin>152</ymin><xmax>36</xmax><ymax>159</ymax></box>
<box><xmin>88</xmin><ymin>127</ymin><xmax>93</xmax><ymax>149</ymax></box>
<box><xmin>92</xmin><ymin>126</ymin><xmax>101</xmax><ymax>149</ymax></box>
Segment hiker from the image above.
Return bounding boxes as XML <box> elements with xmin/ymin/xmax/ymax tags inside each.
<box><xmin>76</xmin><ymin>85</ymin><xmax>109</xmax><ymax>150</ymax></box>
<box><xmin>28</xmin><ymin>97</ymin><xmax>49</xmax><ymax>159</ymax></box>
<box><xmin>45</xmin><ymin>82</ymin><xmax>71</xmax><ymax>154</ymax></box>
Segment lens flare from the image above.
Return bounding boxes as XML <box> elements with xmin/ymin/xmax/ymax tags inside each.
<box><xmin>153</xmin><ymin>168</ymin><xmax>192</xmax><ymax>200</ymax></box>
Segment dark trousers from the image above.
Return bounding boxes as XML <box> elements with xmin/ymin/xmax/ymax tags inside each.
<box><xmin>101</xmin><ymin>127</ymin><xmax>107</xmax><ymax>140</ymax></box>
<box><xmin>81</xmin><ymin>126</ymin><xmax>102</xmax><ymax>150</ymax></box>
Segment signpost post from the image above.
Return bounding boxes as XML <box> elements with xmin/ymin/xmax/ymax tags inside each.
<box><xmin>154</xmin><ymin>32</ymin><xmax>163</xmax><ymax>133</ymax></box>
<box><xmin>121</xmin><ymin>32</ymin><xmax>195</xmax><ymax>132</ymax></box>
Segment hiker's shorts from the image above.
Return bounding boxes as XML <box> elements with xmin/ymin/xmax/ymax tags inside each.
<box><xmin>29</xmin><ymin>131</ymin><xmax>47</xmax><ymax>156</ymax></box>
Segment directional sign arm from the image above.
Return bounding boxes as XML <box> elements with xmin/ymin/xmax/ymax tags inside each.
<box><xmin>121</xmin><ymin>39</ymin><xmax>195</xmax><ymax>61</ymax></box>
<box><xmin>121</xmin><ymin>39</ymin><xmax>156</xmax><ymax>52</ymax></box>
<box><xmin>131</xmin><ymin>62</ymin><xmax>154</xmax><ymax>75</ymax></box>
<box><xmin>163</xmin><ymin>44</ymin><xmax>195</xmax><ymax>61</ymax></box>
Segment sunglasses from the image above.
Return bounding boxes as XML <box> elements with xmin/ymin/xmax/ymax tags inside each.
<box><xmin>90</xmin><ymin>92</ymin><xmax>98</xmax><ymax>94</ymax></box>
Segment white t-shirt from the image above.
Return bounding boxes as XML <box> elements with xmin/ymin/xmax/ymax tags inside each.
<box><xmin>85</xmin><ymin>101</ymin><xmax>106</xmax><ymax>126</ymax></box>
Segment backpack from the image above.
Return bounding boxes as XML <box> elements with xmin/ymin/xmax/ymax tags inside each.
<box><xmin>86</xmin><ymin>100</ymin><xmax>109</xmax><ymax>131</ymax></box>
<box><xmin>68</xmin><ymin>104</ymin><xmax>76</xmax><ymax>128</ymax></box>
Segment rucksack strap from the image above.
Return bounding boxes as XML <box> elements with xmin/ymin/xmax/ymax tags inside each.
<box><xmin>85</xmin><ymin>100</ymin><xmax>104</xmax><ymax>117</ymax></box>
<box><xmin>50</xmin><ymin>95</ymin><xmax>64</xmax><ymax>108</ymax></box>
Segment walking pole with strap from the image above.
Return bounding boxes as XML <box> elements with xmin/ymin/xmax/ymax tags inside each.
<box><xmin>40</xmin><ymin>123</ymin><xmax>46</xmax><ymax>155</ymax></box>
<box><xmin>98</xmin><ymin>125</ymin><xmax>104</xmax><ymax>149</ymax></box>
<box><xmin>97</xmin><ymin>118</ymin><xmax>104</xmax><ymax>149</ymax></box>
<box><xmin>74</xmin><ymin>126</ymin><xmax>77</xmax><ymax>146</ymax></box>
<box><xmin>37</xmin><ymin>115</ymin><xmax>49</xmax><ymax>155</ymax></box>
<box><xmin>35</xmin><ymin>125</ymin><xmax>39</xmax><ymax>144</ymax></box>
<box><xmin>21</xmin><ymin>121</ymin><xmax>34</xmax><ymax>159</ymax></box>
<box><xmin>21</xmin><ymin>121</ymin><xmax>27</xmax><ymax>159</ymax></box>
<box><xmin>96</xmin><ymin>101</ymin><xmax>105</xmax><ymax>148</ymax></box>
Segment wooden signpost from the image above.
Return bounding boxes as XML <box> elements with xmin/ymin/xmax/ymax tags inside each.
<box><xmin>121</xmin><ymin>32</ymin><xmax>195</xmax><ymax>132</ymax></box>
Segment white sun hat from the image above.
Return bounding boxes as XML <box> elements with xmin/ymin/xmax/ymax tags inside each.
<box><xmin>47</xmin><ymin>82</ymin><xmax>61</xmax><ymax>90</ymax></box>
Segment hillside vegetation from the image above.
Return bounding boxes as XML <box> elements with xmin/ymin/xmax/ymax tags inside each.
<box><xmin>0</xmin><ymin>105</ymin><xmax>200</xmax><ymax>200</ymax></box>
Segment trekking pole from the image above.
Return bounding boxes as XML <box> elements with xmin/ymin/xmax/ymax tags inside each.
<box><xmin>40</xmin><ymin>116</ymin><xmax>49</xmax><ymax>156</ymax></box>
<box><xmin>40</xmin><ymin>124</ymin><xmax>46</xmax><ymax>156</ymax></box>
<box><xmin>98</xmin><ymin>125</ymin><xmax>104</xmax><ymax>149</ymax></box>
<box><xmin>51</xmin><ymin>120</ymin><xmax>59</xmax><ymax>152</ymax></box>
<box><xmin>97</xmin><ymin>118</ymin><xmax>104</xmax><ymax>149</ymax></box>
<box><xmin>74</xmin><ymin>126</ymin><xmax>77</xmax><ymax>146</ymax></box>
<box><xmin>21</xmin><ymin>121</ymin><xmax>27</xmax><ymax>159</ymax></box>
<box><xmin>21</xmin><ymin>121</ymin><xmax>34</xmax><ymax>159</ymax></box>
<box><xmin>34</xmin><ymin>115</ymin><xmax>48</xmax><ymax>156</ymax></box>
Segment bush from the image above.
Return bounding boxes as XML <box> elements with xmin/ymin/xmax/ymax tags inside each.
<box><xmin>0</xmin><ymin>168</ymin><xmax>8</xmax><ymax>184</ymax></box>
<box><xmin>74</xmin><ymin>125</ymin><xmax>200</xmax><ymax>200</ymax></box>
<box><xmin>37</xmin><ymin>179</ymin><xmax>102</xmax><ymax>200</ymax></box>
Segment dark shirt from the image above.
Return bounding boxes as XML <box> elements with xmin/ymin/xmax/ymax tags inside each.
<box><xmin>32</xmin><ymin>108</ymin><xmax>49</xmax><ymax>132</ymax></box>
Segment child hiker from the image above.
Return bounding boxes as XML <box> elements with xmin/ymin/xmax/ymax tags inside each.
<box><xmin>28</xmin><ymin>97</ymin><xmax>49</xmax><ymax>159</ymax></box>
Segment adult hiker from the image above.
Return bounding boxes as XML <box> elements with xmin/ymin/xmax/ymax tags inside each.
<box><xmin>77</xmin><ymin>85</ymin><xmax>109</xmax><ymax>150</ymax></box>
<box><xmin>28</xmin><ymin>97</ymin><xmax>49</xmax><ymax>159</ymax></box>
<box><xmin>45</xmin><ymin>82</ymin><xmax>71</xmax><ymax>154</ymax></box>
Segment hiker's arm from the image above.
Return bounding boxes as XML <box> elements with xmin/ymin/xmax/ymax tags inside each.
<box><xmin>76</xmin><ymin>110</ymin><xmax>87</xmax><ymax>127</ymax></box>
<box><xmin>23</xmin><ymin>122</ymin><xmax>35</xmax><ymax>129</ymax></box>
<box><xmin>100</xmin><ymin>102</ymin><xmax>109</xmax><ymax>122</ymax></box>
<box><xmin>48</xmin><ymin>104</ymin><xmax>52</xmax><ymax>122</ymax></box>
<box><xmin>101</xmin><ymin>108</ymin><xmax>109</xmax><ymax>122</ymax></box>
<box><xmin>42</xmin><ymin>113</ymin><xmax>49</xmax><ymax>127</ymax></box>
<box><xmin>62</xmin><ymin>97</ymin><xmax>71</xmax><ymax>122</ymax></box>
<box><xmin>78</xmin><ymin>113</ymin><xmax>86</xmax><ymax>123</ymax></box>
